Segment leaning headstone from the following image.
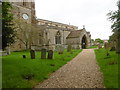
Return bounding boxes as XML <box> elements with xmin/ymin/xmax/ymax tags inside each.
<box><xmin>48</xmin><ymin>50</ymin><xmax>53</xmax><ymax>59</ymax></box>
<box><xmin>67</xmin><ymin>45</ymin><xmax>72</xmax><ymax>52</ymax></box>
<box><xmin>30</xmin><ymin>50</ymin><xmax>35</xmax><ymax>59</ymax></box>
<box><xmin>41</xmin><ymin>48</ymin><xmax>47</xmax><ymax>59</ymax></box>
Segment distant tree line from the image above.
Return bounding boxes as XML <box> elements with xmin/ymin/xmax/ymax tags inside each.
<box><xmin>91</xmin><ymin>38</ymin><xmax>104</xmax><ymax>45</ymax></box>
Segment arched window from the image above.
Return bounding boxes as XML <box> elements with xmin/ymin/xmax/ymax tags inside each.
<box><xmin>55</xmin><ymin>31</ymin><xmax>61</xmax><ymax>44</ymax></box>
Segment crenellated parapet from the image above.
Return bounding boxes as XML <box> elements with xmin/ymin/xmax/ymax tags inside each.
<box><xmin>37</xmin><ymin>19</ymin><xmax>78</xmax><ymax>31</ymax></box>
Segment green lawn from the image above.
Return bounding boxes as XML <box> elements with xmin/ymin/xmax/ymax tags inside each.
<box><xmin>2</xmin><ymin>49</ymin><xmax>82</xmax><ymax>88</ymax></box>
<box><xmin>95</xmin><ymin>48</ymin><xmax>118</xmax><ymax>88</ymax></box>
<box><xmin>88</xmin><ymin>45</ymin><xmax>98</xmax><ymax>49</ymax></box>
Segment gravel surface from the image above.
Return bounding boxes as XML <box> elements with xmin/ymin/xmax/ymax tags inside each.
<box><xmin>35</xmin><ymin>49</ymin><xmax>104</xmax><ymax>88</ymax></box>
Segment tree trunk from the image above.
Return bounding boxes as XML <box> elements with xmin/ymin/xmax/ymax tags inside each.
<box><xmin>25</xmin><ymin>43</ymin><xmax>28</xmax><ymax>50</ymax></box>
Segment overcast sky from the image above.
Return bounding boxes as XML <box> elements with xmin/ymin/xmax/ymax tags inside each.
<box><xmin>35</xmin><ymin>0</ymin><xmax>118</xmax><ymax>40</ymax></box>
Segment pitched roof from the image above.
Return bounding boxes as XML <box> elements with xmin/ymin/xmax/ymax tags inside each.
<box><xmin>66</xmin><ymin>29</ymin><xmax>83</xmax><ymax>39</ymax></box>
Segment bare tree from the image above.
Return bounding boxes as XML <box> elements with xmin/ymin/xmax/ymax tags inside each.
<box><xmin>13</xmin><ymin>19</ymin><xmax>40</xmax><ymax>50</ymax></box>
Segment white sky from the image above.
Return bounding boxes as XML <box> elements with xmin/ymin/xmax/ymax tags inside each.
<box><xmin>35</xmin><ymin>0</ymin><xmax>118</xmax><ymax>40</ymax></box>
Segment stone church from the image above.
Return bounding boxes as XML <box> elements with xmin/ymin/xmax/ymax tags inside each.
<box><xmin>9</xmin><ymin>0</ymin><xmax>91</xmax><ymax>51</ymax></box>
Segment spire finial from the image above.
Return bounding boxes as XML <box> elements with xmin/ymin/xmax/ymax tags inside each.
<box><xmin>83</xmin><ymin>25</ymin><xmax>85</xmax><ymax>29</ymax></box>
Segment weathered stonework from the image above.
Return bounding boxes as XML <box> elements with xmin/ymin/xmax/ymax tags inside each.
<box><xmin>37</xmin><ymin>19</ymin><xmax>78</xmax><ymax>50</ymax></box>
<box><xmin>66</xmin><ymin>29</ymin><xmax>91</xmax><ymax>49</ymax></box>
<box><xmin>9</xmin><ymin>0</ymin><xmax>36</xmax><ymax>51</ymax></box>
<box><xmin>9</xmin><ymin>0</ymin><xmax>91</xmax><ymax>51</ymax></box>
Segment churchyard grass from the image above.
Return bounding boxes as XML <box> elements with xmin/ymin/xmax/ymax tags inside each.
<box><xmin>88</xmin><ymin>45</ymin><xmax>98</xmax><ymax>49</ymax></box>
<box><xmin>2</xmin><ymin>49</ymin><xmax>82</xmax><ymax>88</ymax></box>
<box><xmin>95</xmin><ymin>48</ymin><xmax>118</xmax><ymax>88</ymax></box>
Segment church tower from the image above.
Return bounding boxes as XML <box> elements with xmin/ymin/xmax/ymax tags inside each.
<box><xmin>9</xmin><ymin>0</ymin><xmax>37</xmax><ymax>51</ymax></box>
<box><xmin>11</xmin><ymin>0</ymin><xmax>36</xmax><ymax>24</ymax></box>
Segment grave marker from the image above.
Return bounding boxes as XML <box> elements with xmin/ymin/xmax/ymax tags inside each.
<box><xmin>67</xmin><ymin>45</ymin><xmax>72</xmax><ymax>52</ymax></box>
<box><xmin>23</xmin><ymin>55</ymin><xmax>26</xmax><ymax>59</ymax></box>
<box><xmin>56</xmin><ymin>45</ymin><xmax>64</xmax><ymax>54</ymax></box>
<box><xmin>48</xmin><ymin>50</ymin><xmax>53</xmax><ymax>59</ymax></box>
<box><xmin>41</xmin><ymin>48</ymin><xmax>47</xmax><ymax>59</ymax></box>
<box><xmin>30</xmin><ymin>50</ymin><xmax>35</xmax><ymax>59</ymax></box>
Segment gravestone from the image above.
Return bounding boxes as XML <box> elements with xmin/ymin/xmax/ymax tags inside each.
<box><xmin>41</xmin><ymin>48</ymin><xmax>47</xmax><ymax>59</ymax></box>
<box><xmin>56</xmin><ymin>45</ymin><xmax>64</xmax><ymax>54</ymax></box>
<box><xmin>104</xmin><ymin>42</ymin><xmax>108</xmax><ymax>49</ymax></box>
<box><xmin>104</xmin><ymin>43</ymin><xmax>110</xmax><ymax>49</ymax></box>
<box><xmin>67</xmin><ymin>45</ymin><xmax>72</xmax><ymax>52</ymax></box>
<box><xmin>30</xmin><ymin>50</ymin><xmax>35</xmax><ymax>59</ymax></box>
<box><xmin>104</xmin><ymin>43</ymin><xmax>110</xmax><ymax>56</ymax></box>
<box><xmin>58</xmin><ymin>45</ymin><xmax>64</xmax><ymax>54</ymax></box>
<box><xmin>23</xmin><ymin>55</ymin><xmax>26</xmax><ymax>59</ymax></box>
<box><xmin>48</xmin><ymin>50</ymin><xmax>53</xmax><ymax>59</ymax></box>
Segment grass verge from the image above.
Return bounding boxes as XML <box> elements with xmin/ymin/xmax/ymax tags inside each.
<box><xmin>95</xmin><ymin>48</ymin><xmax>118</xmax><ymax>88</ymax></box>
<box><xmin>88</xmin><ymin>45</ymin><xmax>98</xmax><ymax>49</ymax></box>
<box><xmin>2</xmin><ymin>49</ymin><xmax>82</xmax><ymax>88</ymax></box>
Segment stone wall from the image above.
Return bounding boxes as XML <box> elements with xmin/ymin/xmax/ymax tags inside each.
<box><xmin>8</xmin><ymin>1</ymin><xmax>91</xmax><ymax>51</ymax></box>
<box><xmin>66</xmin><ymin>29</ymin><xmax>91</xmax><ymax>49</ymax></box>
<box><xmin>38</xmin><ymin>28</ymin><xmax>70</xmax><ymax>50</ymax></box>
<box><xmin>37</xmin><ymin>19</ymin><xmax>77</xmax><ymax>50</ymax></box>
<box><xmin>11</xmin><ymin>1</ymin><xmax>36</xmax><ymax>23</ymax></box>
<box><xmin>9</xmin><ymin>1</ymin><xmax>36</xmax><ymax>51</ymax></box>
<box><xmin>79</xmin><ymin>30</ymin><xmax>91</xmax><ymax>48</ymax></box>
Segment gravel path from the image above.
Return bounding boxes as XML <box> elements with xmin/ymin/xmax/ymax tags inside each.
<box><xmin>35</xmin><ymin>49</ymin><xmax>104</xmax><ymax>88</ymax></box>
